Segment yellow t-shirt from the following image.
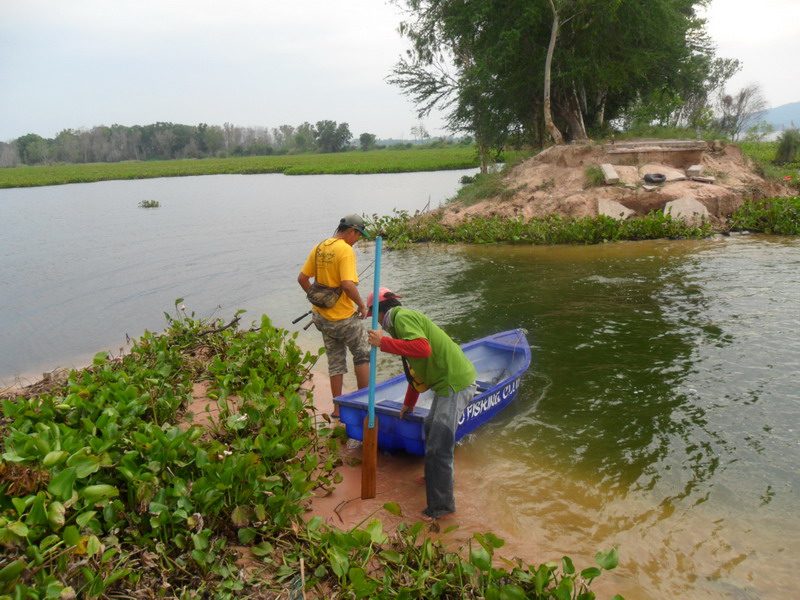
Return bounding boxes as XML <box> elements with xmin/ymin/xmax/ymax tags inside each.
<box><xmin>301</xmin><ymin>238</ymin><xmax>358</xmax><ymax>321</ymax></box>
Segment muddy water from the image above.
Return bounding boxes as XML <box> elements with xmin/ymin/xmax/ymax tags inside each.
<box><xmin>0</xmin><ymin>170</ymin><xmax>475</xmax><ymax>382</ymax></box>
<box><xmin>310</xmin><ymin>236</ymin><xmax>800</xmax><ymax>600</ymax></box>
<box><xmin>2</xmin><ymin>175</ymin><xmax>798</xmax><ymax>598</ymax></box>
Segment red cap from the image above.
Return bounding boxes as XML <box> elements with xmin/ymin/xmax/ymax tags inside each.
<box><xmin>366</xmin><ymin>287</ymin><xmax>402</xmax><ymax>316</ymax></box>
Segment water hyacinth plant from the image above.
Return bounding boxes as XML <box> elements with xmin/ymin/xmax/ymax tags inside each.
<box><xmin>0</xmin><ymin>301</ymin><xmax>623</xmax><ymax>598</ymax></box>
<box><xmin>0</xmin><ymin>305</ymin><xmax>323</xmax><ymax>597</ymax></box>
<box><xmin>730</xmin><ymin>196</ymin><xmax>800</xmax><ymax>235</ymax></box>
<box><xmin>369</xmin><ymin>209</ymin><xmax>714</xmax><ymax>248</ymax></box>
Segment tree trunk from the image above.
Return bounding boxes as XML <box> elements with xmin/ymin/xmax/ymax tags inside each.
<box><xmin>544</xmin><ymin>0</ymin><xmax>565</xmax><ymax>145</ymax></box>
<box><xmin>477</xmin><ymin>135</ymin><xmax>490</xmax><ymax>174</ymax></box>
<box><xmin>566</xmin><ymin>86</ymin><xmax>588</xmax><ymax>139</ymax></box>
<box><xmin>596</xmin><ymin>92</ymin><xmax>606</xmax><ymax>127</ymax></box>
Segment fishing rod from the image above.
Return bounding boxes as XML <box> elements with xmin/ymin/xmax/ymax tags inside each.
<box><xmin>292</xmin><ymin>258</ymin><xmax>376</xmax><ymax>327</ymax></box>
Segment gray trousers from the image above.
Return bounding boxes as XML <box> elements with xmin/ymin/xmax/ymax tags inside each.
<box><xmin>423</xmin><ymin>383</ymin><xmax>477</xmax><ymax>519</ymax></box>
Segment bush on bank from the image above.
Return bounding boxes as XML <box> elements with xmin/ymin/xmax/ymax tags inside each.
<box><xmin>730</xmin><ymin>196</ymin><xmax>800</xmax><ymax>235</ymax></box>
<box><xmin>370</xmin><ymin>210</ymin><xmax>715</xmax><ymax>248</ymax></box>
<box><xmin>0</xmin><ymin>304</ymin><xmax>621</xmax><ymax>599</ymax></box>
<box><xmin>370</xmin><ymin>195</ymin><xmax>800</xmax><ymax>247</ymax></box>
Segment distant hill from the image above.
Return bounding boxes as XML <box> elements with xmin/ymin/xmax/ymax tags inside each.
<box><xmin>759</xmin><ymin>101</ymin><xmax>800</xmax><ymax>130</ymax></box>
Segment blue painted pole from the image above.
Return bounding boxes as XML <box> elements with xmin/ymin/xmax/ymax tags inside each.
<box><xmin>368</xmin><ymin>236</ymin><xmax>382</xmax><ymax>429</ymax></box>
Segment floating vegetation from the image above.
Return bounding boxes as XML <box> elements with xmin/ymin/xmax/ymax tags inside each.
<box><xmin>138</xmin><ymin>199</ymin><xmax>160</xmax><ymax>208</ymax></box>
<box><xmin>730</xmin><ymin>196</ymin><xmax>800</xmax><ymax>235</ymax></box>
<box><xmin>370</xmin><ymin>209</ymin><xmax>715</xmax><ymax>248</ymax></box>
<box><xmin>0</xmin><ymin>301</ymin><xmax>623</xmax><ymax>598</ymax></box>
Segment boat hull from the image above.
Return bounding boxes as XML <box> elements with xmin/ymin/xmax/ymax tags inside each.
<box><xmin>334</xmin><ymin>329</ymin><xmax>531</xmax><ymax>456</ymax></box>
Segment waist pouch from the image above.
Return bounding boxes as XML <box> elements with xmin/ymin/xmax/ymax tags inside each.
<box><xmin>306</xmin><ymin>281</ymin><xmax>343</xmax><ymax>308</ymax></box>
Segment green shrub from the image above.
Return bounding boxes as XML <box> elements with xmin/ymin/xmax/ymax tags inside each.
<box><xmin>774</xmin><ymin>128</ymin><xmax>800</xmax><ymax>164</ymax></box>
<box><xmin>730</xmin><ymin>196</ymin><xmax>800</xmax><ymax>235</ymax></box>
<box><xmin>371</xmin><ymin>210</ymin><xmax>712</xmax><ymax>247</ymax></box>
<box><xmin>585</xmin><ymin>166</ymin><xmax>606</xmax><ymax>187</ymax></box>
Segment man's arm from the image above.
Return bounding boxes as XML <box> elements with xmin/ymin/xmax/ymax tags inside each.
<box><xmin>399</xmin><ymin>385</ymin><xmax>419</xmax><ymax>419</ymax></box>
<box><xmin>298</xmin><ymin>272</ymin><xmax>312</xmax><ymax>293</ymax></box>
<box><xmin>367</xmin><ymin>331</ymin><xmax>431</xmax><ymax>358</ymax></box>
<box><xmin>341</xmin><ymin>280</ymin><xmax>367</xmax><ymax>319</ymax></box>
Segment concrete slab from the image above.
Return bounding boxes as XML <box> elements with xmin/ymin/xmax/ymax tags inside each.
<box><xmin>664</xmin><ymin>196</ymin><xmax>709</xmax><ymax>224</ymax></box>
<box><xmin>600</xmin><ymin>163</ymin><xmax>620</xmax><ymax>185</ymax></box>
<box><xmin>687</xmin><ymin>164</ymin><xmax>703</xmax><ymax>177</ymax></box>
<box><xmin>598</xmin><ymin>197</ymin><xmax>635</xmax><ymax>220</ymax></box>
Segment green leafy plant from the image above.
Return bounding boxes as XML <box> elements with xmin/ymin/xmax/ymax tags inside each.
<box><xmin>730</xmin><ymin>196</ymin><xmax>800</xmax><ymax>235</ymax></box>
<box><xmin>774</xmin><ymin>128</ymin><xmax>800</xmax><ymax>164</ymax></box>
<box><xmin>371</xmin><ymin>210</ymin><xmax>712</xmax><ymax>248</ymax></box>
<box><xmin>138</xmin><ymin>199</ymin><xmax>160</xmax><ymax>208</ymax></box>
<box><xmin>0</xmin><ymin>302</ymin><xmax>623</xmax><ymax>598</ymax></box>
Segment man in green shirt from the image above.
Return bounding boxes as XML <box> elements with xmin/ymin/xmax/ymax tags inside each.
<box><xmin>366</xmin><ymin>288</ymin><xmax>477</xmax><ymax>521</ymax></box>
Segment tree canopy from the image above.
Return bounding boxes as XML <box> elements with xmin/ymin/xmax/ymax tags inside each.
<box><xmin>390</xmin><ymin>0</ymin><xmax>740</xmax><ymax>156</ymax></box>
<box><xmin>1</xmin><ymin>120</ymin><xmax>366</xmax><ymax>166</ymax></box>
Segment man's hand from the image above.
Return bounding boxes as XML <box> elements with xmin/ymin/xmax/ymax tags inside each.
<box><xmin>399</xmin><ymin>404</ymin><xmax>413</xmax><ymax>419</ymax></box>
<box><xmin>356</xmin><ymin>304</ymin><xmax>368</xmax><ymax>320</ymax></box>
<box><xmin>367</xmin><ymin>328</ymin><xmax>384</xmax><ymax>347</ymax></box>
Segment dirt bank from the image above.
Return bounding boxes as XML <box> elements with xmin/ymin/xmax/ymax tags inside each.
<box><xmin>438</xmin><ymin>140</ymin><xmax>791</xmax><ymax>227</ymax></box>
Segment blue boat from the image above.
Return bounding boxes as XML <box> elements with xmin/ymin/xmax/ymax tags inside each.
<box><xmin>334</xmin><ymin>329</ymin><xmax>531</xmax><ymax>456</ymax></box>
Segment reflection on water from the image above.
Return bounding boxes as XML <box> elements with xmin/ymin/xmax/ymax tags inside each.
<box><xmin>2</xmin><ymin>172</ymin><xmax>799</xmax><ymax>598</ymax></box>
<box><xmin>409</xmin><ymin>237</ymin><xmax>799</xmax><ymax>600</ymax></box>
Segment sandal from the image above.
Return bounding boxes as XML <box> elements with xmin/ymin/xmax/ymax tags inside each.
<box><xmin>421</xmin><ymin>510</ymin><xmax>454</xmax><ymax>522</ymax></box>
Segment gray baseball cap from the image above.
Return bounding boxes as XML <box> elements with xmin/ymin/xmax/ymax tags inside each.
<box><xmin>340</xmin><ymin>214</ymin><xmax>372</xmax><ymax>237</ymax></box>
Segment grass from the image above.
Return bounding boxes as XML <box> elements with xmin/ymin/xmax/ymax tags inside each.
<box><xmin>450</xmin><ymin>151</ymin><xmax>533</xmax><ymax>206</ymax></box>
<box><xmin>0</xmin><ymin>147</ymin><xmax>490</xmax><ymax>189</ymax></box>
<box><xmin>584</xmin><ymin>166</ymin><xmax>606</xmax><ymax>187</ymax></box>
<box><xmin>738</xmin><ymin>141</ymin><xmax>800</xmax><ymax>191</ymax></box>
<box><xmin>0</xmin><ymin>303</ymin><xmax>622</xmax><ymax>598</ymax></box>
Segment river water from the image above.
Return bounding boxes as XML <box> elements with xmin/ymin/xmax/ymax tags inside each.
<box><xmin>1</xmin><ymin>173</ymin><xmax>798</xmax><ymax>598</ymax></box>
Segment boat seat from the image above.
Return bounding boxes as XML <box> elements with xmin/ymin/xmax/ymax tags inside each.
<box><xmin>475</xmin><ymin>380</ymin><xmax>492</xmax><ymax>392</ymax></box>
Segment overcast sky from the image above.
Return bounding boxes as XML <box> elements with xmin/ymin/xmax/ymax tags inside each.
<box><xmin>1</xmin><ymin>0</ymin><xmax>798</xmax><ymax>143</ymax></box>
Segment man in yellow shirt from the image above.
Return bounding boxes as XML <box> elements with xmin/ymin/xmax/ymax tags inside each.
<box><xmin>298</xmin><ymin>215</ymin><xmax>371</xmax><ymax>416</ymax></box>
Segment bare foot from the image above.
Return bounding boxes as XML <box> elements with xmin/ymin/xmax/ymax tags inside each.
<box><xmin>413</xmin><ymin>475</ymin><xmax>425</xmax><ymax>485</ymax></box>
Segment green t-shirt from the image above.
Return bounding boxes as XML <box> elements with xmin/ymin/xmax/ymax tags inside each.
<box><xmin>387</xmin><ymin>307</ymin><xmax>476</xmax><ymax>395</ymax></box>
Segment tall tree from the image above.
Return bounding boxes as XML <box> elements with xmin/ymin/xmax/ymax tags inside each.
<box><xmin>0</xmin><ymin>142</ymin><xmax>19</xmax><ymax>167</ymax></box>
<box><xmin>391</xmin><ymin>0</ymin><xmax>721</xmax><ymax>148</ymax></box>
<box><xmin>716</xmin><ymin>83</ymin><xmax>769</xmax><ymax>140</ymax></box>
<box><xmin>359</xmin><ymin>133</ymin><xmax>377</xmax><ymax>151</ymax></box>
<box><xmin>315</xmin><ymin>120</ymin><xmax>352</xmax><ymax>153</ymax></box>
<box><xmin>16</xmin><ymin>133</ymin><xmax>48</xmax><ymax>165</ymax></box>
<box><xmin>543</xmin><ymin>0</ymin><xmax>564</xmax><ymax>144</ymax></box>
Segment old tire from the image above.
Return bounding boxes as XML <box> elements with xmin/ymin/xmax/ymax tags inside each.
<box><xmin>644</xmin><ymin>173</ymin><xmax>666</xmax><ymax>184</ymax></box>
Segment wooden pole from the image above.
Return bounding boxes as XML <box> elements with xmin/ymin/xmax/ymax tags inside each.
<box><xmin>361</xmin><ymin>236</ymin><xmax>382</xmax><ymax>499</ymax></box>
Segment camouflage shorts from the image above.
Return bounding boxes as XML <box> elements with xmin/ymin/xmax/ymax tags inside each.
<box><xmin>311</xmin><ymin>312</ymin><xmax>370</xmax><ymax>377</ymax></box>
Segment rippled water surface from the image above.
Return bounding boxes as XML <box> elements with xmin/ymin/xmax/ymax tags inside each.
<box><xmin>388</xmin><ymin>239</ymin><xmax>800</xmax><ymax>599</ymax></box>
<box><xmin>1</xmin><ymin>174</ymin><xmax>799</xmax><ymax>598</ymax></box>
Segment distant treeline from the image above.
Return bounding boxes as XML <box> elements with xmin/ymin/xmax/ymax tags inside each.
<box><xmin>0</xmin><ymin>121</ymin><xmax>465</xmax><ymax>167</ymax></box>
